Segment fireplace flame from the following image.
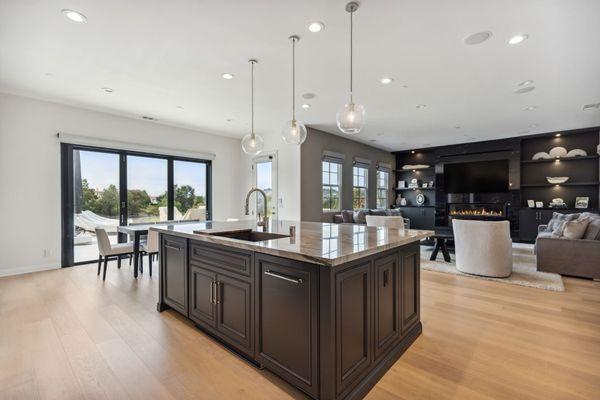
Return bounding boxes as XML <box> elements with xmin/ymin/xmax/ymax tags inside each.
<box><xmin>449</xmin><ymin>209</ymin><xmax>503</xmax><ymax>217</ymax></box>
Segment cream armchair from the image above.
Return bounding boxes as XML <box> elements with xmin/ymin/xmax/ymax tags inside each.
<box><xmin>452</xmin><ymin>219</ymin><xmax>512</xmax><ymax>278</ymax></box>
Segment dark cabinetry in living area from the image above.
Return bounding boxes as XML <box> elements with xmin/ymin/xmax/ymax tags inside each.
<box><xmin>398</xmin><ymin>206</ymin><xmax>435</xmax><ymax>229</ymax></box>
<box><xmin>158</xmin><ymin>235</ymin><xmax>422</xmax><ymax>400</ymax></box>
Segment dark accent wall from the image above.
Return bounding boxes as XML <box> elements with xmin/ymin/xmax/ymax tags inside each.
<box><xmin>301</xmin><ymin>128</ymin><xmax>395</xmax><ymax>222</ymax></box>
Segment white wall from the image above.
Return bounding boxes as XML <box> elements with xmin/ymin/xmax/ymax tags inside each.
<box><xmin>0</xmin><ymin>93</ymin><xmax>243</xmax><ymax>276</ymax></box>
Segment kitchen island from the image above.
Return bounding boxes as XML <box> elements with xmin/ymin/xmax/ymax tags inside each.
<box><xmin>151</xmin><ymin>220</ymin><xmax>432</xmax><ymax>400</ymax></box>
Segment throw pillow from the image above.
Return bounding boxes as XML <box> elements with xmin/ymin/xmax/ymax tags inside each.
<box><xmin>370</xmin><ymin>209</ymin><xmax>387</xmax><ymax>216</ymax></box>
<box><xmin>386</xmin><ymin>209</ymin><xmax>402</xmax><ymax>217</ymax></box>
<box><xmin>546</xmin><ymin>212</ymin><xmax>580</xmax><ymax>232</ymax></box>
<box><xmin>353</xmin><ymin>209</ymin><xmax>368</xmax><ymax>224</ymax></box>
<box><xmin>581</xmin><ymin>213</ymin><xmax>600</xmax><ymax>240</ymax></box>
<box><xmin>341</xmin><ymin>210</ymin><xmax>354</xmax><ymax>223</ymax></box>
<box><xmin>562</xmin><ymin>217</ymin><xmax>591</xmax><ymax>239</ymax></box>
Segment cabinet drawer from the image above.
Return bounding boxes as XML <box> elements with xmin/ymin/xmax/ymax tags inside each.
<box><xmin>190</xmin><ymin>241</ymin><xmax>252</xmax><ymax>277</ymax></box>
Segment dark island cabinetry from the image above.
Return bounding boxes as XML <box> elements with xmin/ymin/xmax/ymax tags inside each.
<box><xmin>158</xmin><ymin>235</ymin><xmax>422</xmax><ymax>400</ymax></box>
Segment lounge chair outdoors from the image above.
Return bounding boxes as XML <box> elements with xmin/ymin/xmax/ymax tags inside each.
<box><xmin>159</xmin><ymin>206</ymin><xmax>183</xmax><ymax>221</ymax></box>
<box><xmin>75</xmin><ymin>210</ymin><xmax>121</xmax><ymax>233</ymax></box>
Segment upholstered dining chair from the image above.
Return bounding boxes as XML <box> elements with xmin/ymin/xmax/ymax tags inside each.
<box><xmin>365</xmin><ymin>215</ymin><xmax>405</xmax><ymax>229</ymax></box>
<box><xmin>452</xmin><ymin>219</ymin><xmax>513</xmax><ymax>278</ymax></box>
<box><xmin>95</xmin><ymin>228</ymin><xmax>134</xmax><ymax>281</ymax></box>
<box><xmin>140</xmin><ymin>229</ymin><xmax>159</xmax><ymax>276</ymax></box>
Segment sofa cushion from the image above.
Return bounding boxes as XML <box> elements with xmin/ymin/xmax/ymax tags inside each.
<box><xmin>534</xmin><ymin>231</ymin><xmax>557</xmax><ymax>254</ymax></box>
<box><xmin>386</xmin><ymin>208</ymin><xmax>402</xmax><ymax>217</ymax></box>
<box><xmin>353</xmin><ymin>209</ymin><xmax>369</xmax><ymax>224</ymax></box>
<box><xmin>561</xmin><ymin>217</ymin><xmax>591</xmax><ymax>239</ymax></box>
<box><xmin>581</xmin><ymin>212</ymin><xmax>600</xmax><ymax>240</ymax></box>
<box><xmin>547</xmin><ymin>212</ymin><xmax>580</xmax><ymax>233</ymax></box>
<box><xmin>341</xmin><ymin>210</ymin><xmax>354</xmax><ymax>223</ymax></box>
<box><xmin>370</xmin><ymin>209</ymin><xmax>387</xmax><ymax>216</ymax></box>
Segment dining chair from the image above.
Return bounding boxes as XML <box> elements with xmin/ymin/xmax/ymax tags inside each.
<box><xmin>95</xmin><ymin>228</ymin><xmax>134</xmax><ymax>281</ymax></box>
<box><xmin>140</xmin><ymin>229</ymin><xmax>159</xmax><ymax>276</ymax></box>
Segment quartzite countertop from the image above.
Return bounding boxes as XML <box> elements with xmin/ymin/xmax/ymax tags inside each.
<box><xmin>150</xmin><ymin>219</ymin><xmax>433</xmax><ymax>266</ymax></box>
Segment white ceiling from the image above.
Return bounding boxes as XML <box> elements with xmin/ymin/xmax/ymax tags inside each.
<box><xmin>1</xmin><ymin>0</ymin><xmax>599</xmax><ymax>151</ymax></box>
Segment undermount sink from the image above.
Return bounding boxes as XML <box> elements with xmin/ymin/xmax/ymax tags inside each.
<box><xmin>208</xmin><ymin>230</ymin><xmax>289</xmax><ymax>242</ymax></box>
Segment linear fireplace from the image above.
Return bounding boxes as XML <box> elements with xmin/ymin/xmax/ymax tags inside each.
<box><xmin>448</xmin><ymin>203</ymin><xmax>508</xmax><ymax>223</ymax></box>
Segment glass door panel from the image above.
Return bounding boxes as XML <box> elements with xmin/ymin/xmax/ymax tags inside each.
<box><xmin>127</xmin><ymin>156</ymin><xmax>168</xmax><ymax>223</ymax></box>
<box><xmin>73</xmin><ymin>149</ymin><xmax>120</xmax><ymax>263</ymax></box>
<box><xmin>253</xmin><ymin>154</ymin><xmax>277</xmax><ymax>219</ymax></box>
<box><xmin>173</xmin><ymin>160</ymin><xmax>208</xmax><ymax>221</ymax></box>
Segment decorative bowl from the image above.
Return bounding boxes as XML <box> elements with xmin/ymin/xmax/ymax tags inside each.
<box><xmin>549</xmin><ymin>146</ymin><xmax>568</xmax><ymax>158</ymax></box>
<box><xmin>402</xmin><ymin>164</ymin><xmax>430</xmax><ymax>170</ymax></box>
<box><xmin>532</xmin><ymin>152</ymin><xmax>550</xmax><ymax>160</ymax></box>
<box><xmin>566</xmin><ymin>149</ymin><xmax>587</xmax><ymax>157</ymax></box>
<box><xmin>546</xmin><ymin>176</ymin><xmax>569</xmax><ymax>184</ymax></box>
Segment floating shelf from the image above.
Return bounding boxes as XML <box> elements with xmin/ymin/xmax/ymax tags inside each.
<box><xmin>520</xmin><ymin>181</ymin><xmax>600</xmax><ymax>188</ymax></box>
<box><xmin>393</xmin><ymin>205</ymin><xmax>435</xmax><ymax>208</ymax></box>
<box><xmin>395</xmin><ymin>187</ymin><xmax>436</xmax><ymax>191</ymax></box>
<box><xmin>521</xmin><ymin>155</ymin><xmax>599</xmax><ymax>164</ymax></box>
<box><xmin>394</xmin><ymin>167</ymin><xmax>434</xmax><ymax>173</ymax></box>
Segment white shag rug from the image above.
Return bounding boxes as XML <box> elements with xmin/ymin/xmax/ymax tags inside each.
<box><xmin>421</xmin><ymin>243</ymin><xmax>565</xmax><ymax>292</ymax></box>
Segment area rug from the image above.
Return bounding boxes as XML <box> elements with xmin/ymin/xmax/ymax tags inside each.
<box><xmin>421</xmin><ymin>243</ymin><xmax>565</xmax><ymax>291</ymax></box>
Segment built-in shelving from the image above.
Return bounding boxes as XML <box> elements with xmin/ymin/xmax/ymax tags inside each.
<box><xmin>521</xmin><ymin>155</ymin><xmax>599</xmax><ymax>164</ymax></box>
<box><xmin>520</xmin><ymin>181</ymin><xmax>599</xmax><ymax>188</ymax></box>
<box><xmin>394</xmin><ymin>187</ymin><xmax>435</xmax><ymax>191</ymax></box>
<box><xmin>394</xmin><ymin>167</ymin><xmax>435</xmax><ymax>172</ymax></box>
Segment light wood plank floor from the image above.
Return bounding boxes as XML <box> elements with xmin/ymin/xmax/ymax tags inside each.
<box><xmin>1</xmin><ymin>259</ymin><xmax>599</xmax><ymax>400</ymax></box>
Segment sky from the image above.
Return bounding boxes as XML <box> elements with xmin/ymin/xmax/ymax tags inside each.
<box><xmin>78</xmin><ymin>150</ymin><xmax>207</xmax><ymax>197</ymax></box>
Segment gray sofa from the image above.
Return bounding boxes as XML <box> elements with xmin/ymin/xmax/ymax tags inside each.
<box><xmin>333</xmin><ymin>208</ymin><xmax>410</xmax><ymax>229</ymax></box>
<box><xmin>535</xmin><ymin>212</ymin><xmax>600</xmax><ymax>279</ymax></box>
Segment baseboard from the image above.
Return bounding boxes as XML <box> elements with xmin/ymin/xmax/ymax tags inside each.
<box><xmin>0</xmin><ymin>263</ymin><xmax>60</xmax><ymax>278</ymax></box>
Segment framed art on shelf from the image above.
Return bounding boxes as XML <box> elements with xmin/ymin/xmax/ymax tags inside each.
<box><xmin>575</xmin><ymin>197</ymin><xmax>589</xmax><ymax>209</ymax></box>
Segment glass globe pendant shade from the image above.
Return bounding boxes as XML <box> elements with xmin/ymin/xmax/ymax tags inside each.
<box><xmin>281</xmin><ymin>119</ymin><xmax>307</xmax><ymax>145</ymax></box>
<box><xmin>336</xmin><ymin>102</ymin><xmax>365</xmax><ymax>134</ymax></box>
<box><xmin>241</xmin><ymin>133</ymin><xmax>264</xmax><ymax>155</ymax></box>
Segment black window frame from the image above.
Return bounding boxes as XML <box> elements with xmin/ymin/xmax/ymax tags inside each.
<box><xmin>61</xmin><ymin>142</ymin><xmax>212</xmax><ymax>267</ymax></box>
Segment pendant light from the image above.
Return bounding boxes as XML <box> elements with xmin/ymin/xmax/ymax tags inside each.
<box><xmin>281</xmin><ymin>35</ymin><xmax>307</xmax><ymax>145</ymax></box>
<box><xmin>241</xmin><ymin>59</ymin><xmax>265</xmax><ymax>155</ymax></box>
<box><xmin>336</xmin><ymin>1</ymin><xmax>365</xmax><ymax>135</ymax></box>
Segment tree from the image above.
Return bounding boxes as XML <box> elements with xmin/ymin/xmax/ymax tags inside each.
<box><xmin>174</xmin><ymin>185</ymin><xmax>200</xmax><ymax>213</ymax></box>
<box><xmin>95</xmin><ymin>184</ymin><xmax>119</xmax><ymax>217</ymax></box>
<box><xmin>127</xmin><ymin>189</ymin><xmax>151</xmax><ymax>216</ymax></box>
<box><xmin>81</xmin><ymin>179</ymin><xmax>98</xmax><ymax>212</ymax></box>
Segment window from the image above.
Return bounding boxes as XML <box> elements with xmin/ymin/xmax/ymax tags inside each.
<box><xmin>322</xmin><ymin>161</ymin><xmax>341</xmax><ymax>212</ymax></box>
<box><xmin>376</xmin><ymin>170</ymin><xmax>389</xmax><ymax>208</ymax></box>
<box><xmin>353</xmin><ymin>166</ymin><xmax>368</xmax><ymax>209</ymax></box>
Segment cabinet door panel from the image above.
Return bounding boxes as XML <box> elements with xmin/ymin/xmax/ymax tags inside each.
<box><xmin>335</xmin><ymin>262</ymin><xmax>372</xmax><ymax>395</ymax></box>
<box><xmin>374</xmin><ymin>253</ymin><xmax>400</xmax><ymax>361</ymax></box>
<box><xmin>217</xmin><ymin>274</ymin><xmax>252</xmax><ymax>353</ymax></box>
<box><xmin>401</xmin><ymin>246</ymin><xmax>420</xmax><ymax>333</ymax></box>
<box><xmin>189</xmin><ymin>265</ymin><xmax>217</xmax><ymax>328</ymax></box>
<box><xmin>162</xmin><ymin>236</ymin><xmax>188</xmax><ymax>315</ymax></box>
<box><xmin>256</xmin><ymin>255</ymin><xmax>318</xmax><ymax>398</ymax></box>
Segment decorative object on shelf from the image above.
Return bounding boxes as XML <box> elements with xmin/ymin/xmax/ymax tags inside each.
<box><xmin>546</xmin><ymin>176</ymin><xmax>569</xmax><ymax>184</ymax></box>
<box><xmin>401</xmin><ymin>164</ymin><xmax>430</xmax><ymax>170</ymax></box>
<box><xmin>395</xmin><ymin>194</ymin><xmax>403</xmax><ymax>205</ymax></box>
<box><xmin>416</xmin><ymin>193</ymin><xmax>426</xmax><ymax>206</ymax></box>
<box><xmin>536</xmin><ymin>201</ymin><xmax>544</xmax><ymax>208</ymax></box>
<box><xmin>281</xmin><ymin>35</ymin><xmax>307</xmax><ymax>145</ymax></box>
<box><xmin>400</xmin><ymin>197</ymin><xmax>408</xmax><ymax>206</ymax></box>
<box><xmin>597</xmin><ymin>144</ymin><xmax>600</xmax><ymax>155</ymax></box>
<box><xmin>575</xmin><ymin>197</ymin><xmax>589</xmax><ymax>209</ymax></box>
<box><xmin>408</xmin><ymin>178</ymin><xmax>420</xmax><ymax>188</ymax></box>
<box><xmin>422</xmin><ymin>182</ymin><xmax>428</xmax><ymax>188</ymax></box>
<box><xmin>429</xmin><ymin>181</ymin><xmax>435</xmax><ymax>187</ymax></box>
<box><xmin>241</xmin><ymin>59</ymin><xmax>265</xmax><ymax>155</ymax></box>
<box><xmin>527</xmin><ymin>200</ymin><xmax>535</xmax><ymax>208</ymax></box>
<box><xmin>532</xmin><ymin>152</ymin><xmax>551</xmax><ymax>160</ymax></box>
<box><xmin>549</xmin><ymin>198</ymin><xmax>567</xmax><ymax>208</ymax></box>
<box><xmin>397</xmin><ymin>180</ymin><xmax>406</xmax><ymax>188</ymax></box>
<box><xmin>548</xmin><ymin>146</ymin><xmax>568</xmax><ymax>158</ymax></box>
<box><xmin>336</xmin><ymin>2</ymin><xmax>365</xmax><ymax>134</ymax></box>
<box><xmin>565</xmin><ymin>149</ymin><xmax>587</xmax><ymax>157</ymax></box>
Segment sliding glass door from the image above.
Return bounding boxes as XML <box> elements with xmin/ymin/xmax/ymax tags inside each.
<box><xmin>62</xmin><ymin>144</ymin><xmax>212</xmax><ymax>266</ymax></box>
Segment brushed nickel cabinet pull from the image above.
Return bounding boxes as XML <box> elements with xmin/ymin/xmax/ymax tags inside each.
<box><xmin>164</xmin><ymin>244</ymin><xmax>181</xmax><ymax>251</ymax></box>
<box><xmin>265</xmin><ymin>270</ymin><xmax>303</xmax><ymax>284</ymax></box>
<box><xmin>215</xmin><ymin>282</ymin><xmax>221</xmax><ymax>304</ymax></box>
<box><xmin>210</xmin><ymin>281</ymin><xmax>215</xmax><ymax>304</ymax></box>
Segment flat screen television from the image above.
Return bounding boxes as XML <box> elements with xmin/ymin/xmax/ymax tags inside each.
<box><xmin>444</xmin><ymin>159</ymin><xmax>509</xmax><ymax>193</ymax></box>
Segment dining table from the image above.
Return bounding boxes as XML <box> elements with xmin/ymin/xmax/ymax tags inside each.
<box><xmin>117</xmin><ymin>220</ymin><xmax>200</xmax><ymax>278</ymax></box>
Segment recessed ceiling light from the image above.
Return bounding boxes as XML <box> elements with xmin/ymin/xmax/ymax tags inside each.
<box><xmin>411</xmin><ymin>150</ymin><xmax>416</xmax><ymax>154</ymax></box>
<box><xmin>508</xmin><ymin>34</ymin><xmax>528</xmax><ymax>45</ymax></box>
<box><xmin>555</xmin><ymin>133</ymin><xmax>561</xmax><ymax>137</ymax></box>
<box><xmin>62</xmin><ymin>9</ymin><xmax>87</xmax><ymax>23</ymax></box>
<box><xmin>454</xmin><ymin>126</ymin><xmax>461</xmax><ymax>129</ymax></box>
<box><xmin>369</xmin><ymin>139</ymin><xmax>377</xmax><ymax>143</ymax></box>
<box><xmin>226</xmin><ymin>118</ymin><xmax>234</xmax><ymax>122</ymax></box>
<box><xmin>308</xmin><ymin>22</ymin><xmax>324</xmax><ymax>33</ymax></box>
<box><xmin>176</xmin><ymin>105</ymin><xmax>184</xmax><ymax>110</ymax></box>
<box><xmin>44</xmin><ymin>72</ymin><xmax>54</xmax><ymax>77</ymax></box>
<box><xmin>380</xmin><ymin>77</ymin><xmax>394</xmax><ymax>84</ymax></box>
<box><xmin>221</xmin><ymin>73</ymin><xmax>234</xmax><ymax>80</ymax></box>
<box><xmin>377</xmin><ymin>132</ymin><xmax>384</xmax><ymax>136</ymax></box>
<box><xmin>141</xmin><ymin>116</ymin><xmax>155</xmax><ymax>121</ymax></box>
<box><xmin>518</xmin><ymin>80</ymin><xmax>534</xmax><ymax>86</ymax></box>
<box><xmin>416</xmin><ymin>104</ymin><xmax>426</xmax><ymax>109</ymax></box>
<box><xmin>523</xmin><ymin>106</ymin><xmax>536</xmax><ymax>111</ymax></box>
<box><xmin>302</xmin><ymin>92</ymin><xmax>316</xmax><ymax>99</ymax></box>
<box><xmin>301</xmin><ymin>103</ymin><xmax>311</xmax><ymax>109</ymax></box>
<box><xmin>101</xmin><ymin>87</ymin><xmax>114</xmax><ymax>93</ymax></box>
<box><xmin>464</xmin><ymin>31</ymin><xmax>492</xmax><ymax>45</ymax></box>
<box><xmin>515</xmin><ymin>86</ymin><xmax>535</xmax><ymax>94</ymax></box>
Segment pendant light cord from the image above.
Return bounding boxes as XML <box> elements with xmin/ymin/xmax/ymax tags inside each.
<box><xmin>292</xmin><ymin>37</ymin><xmax>296</xmax><ymax>121</ymax></box>
<box><xmin>251</xmin><ymin>60</ymin><xmax>255</xmax><ymax>138</ymax></box>
<box><xmin>350</xmin><ymin>9</ymin><xmax>353</xmax><ymax>104</ymax></box>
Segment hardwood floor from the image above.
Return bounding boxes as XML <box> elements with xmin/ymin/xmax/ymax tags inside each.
<box><xmin>1</xmin><ymin>259</ymin><xmax>599</xmax><ymax>399</ymax></box>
